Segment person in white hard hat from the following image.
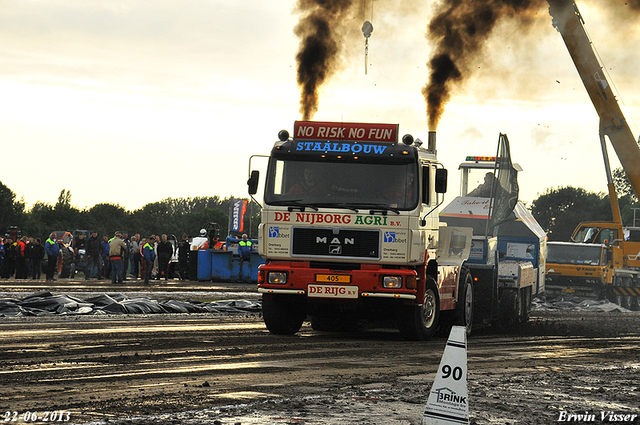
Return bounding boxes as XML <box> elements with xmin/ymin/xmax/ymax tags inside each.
<box><xmin>191</xmin><ymin>229</ymin><xmax>209</xmax><ymax>251</ymax></box>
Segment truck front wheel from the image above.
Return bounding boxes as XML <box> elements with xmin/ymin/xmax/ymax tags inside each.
<box><xmin>262</xmin><ymin>294</ymin><xmax>306</xmax><ymax>335</ymax></box>
<box><xmin>399</xmin><ymin>278</ymin><xmax>440</xmax><ymax>341</ymax></box>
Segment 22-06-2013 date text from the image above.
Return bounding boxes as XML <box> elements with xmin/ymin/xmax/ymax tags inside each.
<box><xmin>3</xmin><ymin>410</ymin><xmax>71</xmax><ymax>423</ymax></box>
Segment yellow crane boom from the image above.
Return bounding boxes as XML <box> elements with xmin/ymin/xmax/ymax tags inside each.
<box><xmin>550</xmin><ymin>0</ymin><xmax>640</xmax><ymax>210</ymax></box>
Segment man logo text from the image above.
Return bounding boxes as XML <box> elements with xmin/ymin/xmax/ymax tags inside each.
<box><xmin>316</xmin><ymin>237</ymin><xmax>355</xmax><ymax>245</ymax></box>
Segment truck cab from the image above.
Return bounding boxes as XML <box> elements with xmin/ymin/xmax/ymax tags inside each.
<box><xmin>440</xmin><ymin>149</ymin><xmax>547</xmax><ymax>326</ymax></box>
<box><xmin>572</xmin><ymin>222</ymin><xmax>640</xmax><ymax>270</ymax></box>
<box><xmin>249</xmin><ymin>121</ymin><xmax>473</xmax><ymax>340</ymax></box>
<box><xmin>546</xmin><ymin>241</ymin><xmax>612</xmax><ymax>299</ymax></box>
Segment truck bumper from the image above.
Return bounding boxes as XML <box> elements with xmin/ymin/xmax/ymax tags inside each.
<box><xmin>545</xmin><ymin>275</ymin><xmax>604</xmax><ymax>299</ymax></box>
<box><xmin>257</xmin><ymin>261</ymin><xmax>419</xmax><ymax>302</ymax></box>
<box><xmin>257</xmin><ymin>287</ymin><xmax>416</xmax><ymax>300</ymax></box>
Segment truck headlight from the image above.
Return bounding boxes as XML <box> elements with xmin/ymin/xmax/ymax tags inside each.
<box><xmin>382</xmin><ymin>276</ymin><xmax>403</xmax><ymax>289</ymax></box>
<box><xmin>267</xmin><ymin>272</ymin><xmax>287</xmax><ymax>285</ymax></box>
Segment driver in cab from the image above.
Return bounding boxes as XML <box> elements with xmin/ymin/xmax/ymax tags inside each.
<box><xmin>287</xmin><ymin>168</ymin><xmax>326</xmax><ymax>196</ymax></box>
<box><xmin>385</xmin><ymin>170</ymin><xmax>416</xmax><ymax>205</ymax></box>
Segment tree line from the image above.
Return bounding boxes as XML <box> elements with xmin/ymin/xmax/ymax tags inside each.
<box><xmin>1</xmin><ymin>166</ymin><xmax>638</xmax><ymax>244</ymax></box>
<box><xmin>530</xmin><ymin>168</ymin><xmax>639</xmax><ymax>241</ymax></box>
<box><xmin>0</xmin><ymin>183</ymin><xmax>261</xmax><ymax>243</ymax></box>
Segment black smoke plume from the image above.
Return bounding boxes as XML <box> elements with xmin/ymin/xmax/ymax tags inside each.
<box><xmin>424</xmin><ymin>0</ymin><xmax>546</xmax><ymax>130</ymax></box>
<box><xmin>295</xmin><ymin>0</ymin><xmax>356</xmax><ymax>120</ymax></box>
<box><xmin>292</xmin><ymin>0</ymin><xmax>639</xmax><ymax>126</ymax></box>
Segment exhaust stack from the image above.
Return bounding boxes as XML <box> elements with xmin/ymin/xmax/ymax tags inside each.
<box><xmin>428</xmin><ymin>131</ymin><xmax>437</xmax><ymax>152</ymax></box>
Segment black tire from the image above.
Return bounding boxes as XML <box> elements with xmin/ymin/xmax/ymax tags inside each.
<box><xmin>613</xmin><ymin>293</ymin><xmax>623</xmax><ymax>307</ymax></box>
<box><xmin>520</xmin><ymin>287</ymin><xmax>531</xmax><ymax>323</ymax></box>
<box><xmin>452</xmin><ymin>268</ymin><xmax>473</xmax><ymax>337</ymax></box>
<box><xmin>399</xmin><ymin>278</ymin><xmax>440</xmax><ymax>341</ymax></box>
<box><xmin>499</xmin><ymin>289</ymin><xmax>519</xmax><ymax>328</ymax></box>
<box><xmin>630</xmin><ymin>296</ymin><xmax>640</xmax><ymax>312</ymax></box>
<box><xmin>262</xmin><ymin>294</ymin><xmax>306</xmax><ymax>335</ymax></box>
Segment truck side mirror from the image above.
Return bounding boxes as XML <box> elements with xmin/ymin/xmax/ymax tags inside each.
<box><xmin>606</xmin><ymin>247</ymin><xmax>613</xmax><ymax>265</ymax></box>
<box><xmin>435</xmin><ymin>169</ymin><xmax>447</xmax><ymax>194</ymax></box>
<box><xmin>247</xmin><ymin>170</ymin><xmax>260</xmax><ymax>195</ymax></box>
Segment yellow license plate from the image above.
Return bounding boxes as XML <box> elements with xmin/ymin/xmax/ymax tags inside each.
<box><xmin>315</xmin><ymin>274</ymin><xmax>351</xmax><ymax>283</ymax></box>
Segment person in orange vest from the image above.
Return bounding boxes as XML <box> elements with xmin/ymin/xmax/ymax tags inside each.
<box><xmin>16</xmin><ymin>236</ymin><xmax>28</xmax><ymax>279</ymax></box>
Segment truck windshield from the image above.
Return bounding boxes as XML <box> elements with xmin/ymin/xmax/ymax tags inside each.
<box><xmin>547</xmin><ymin>244</ymin><xmax>603</xmax><ymax>265</ymax></box>
<box><xmin>573</xmin><ymin>226</ymin><xmax>618</xmax><ymax>244</ymax></box>
<box><xmin>264</xmin><ymin>159</ymin><xmax>418</xmax><ymax>210</ymax></box>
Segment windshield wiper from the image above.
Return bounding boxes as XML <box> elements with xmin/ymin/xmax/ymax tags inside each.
<box><xmin>349</xmin><ymin>204</ymin><xmax>400</xmax><ymax>215</ymax></box>
<box><xmin>268</xmin><ymin>200</ymin><xmax>399</xmax><ymax>214</ymax></box>
<box><xmin>313</xmin><ymin>203</ymin><xmax>360</xmax><ymax>213</ymax></box>
<box><xmin>269</xmin><ymin>200</ymin><xmax>319</xmax><ymax>211</ymax></box>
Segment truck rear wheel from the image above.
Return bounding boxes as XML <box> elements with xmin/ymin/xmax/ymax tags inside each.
<box><xmin>630</xmin><ymin>296</ymin><xmax>640</xmax><ymax>311</ymax></box>
<box><xmin>520</xmin><ymin>287</ymin><xmax>531</xmax><ymax>323</ymax></box>
<box><xmin>607</xmin><ymin>290</ymin><xmax>626</xmax><ymax>308</ymax></box>
<box><xmin>452</xmin><ymin>268</ymin><xmax>473</xmax><ymax>337</ymax></box>
<box><xmin>499</xmin><ymin>289</ymin><xmax>520</xmax><ymax>328</ymax></box>
<box><xmin>262</xmin><ymin>294</ymin><xmax>306</xmax><ymax>335</ymax></box>
<box><xmin>398</xmin><ymin>278</ymin><xmax>440</xmax><ymax>341</ymax></box>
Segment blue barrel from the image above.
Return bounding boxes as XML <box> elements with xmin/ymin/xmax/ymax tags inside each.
<box><xmin>196</xmin><ymin>250</ymin><xmax>212</xmax><ymax>281</ymax></box>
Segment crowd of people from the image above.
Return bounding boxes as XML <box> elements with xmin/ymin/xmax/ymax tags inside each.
<box><xmin>0</xmin><ymin>235</ymin><xmax>45</xmax><ymax>280</ymax></box>
<box><xmin>0</xmin><ymin>231</ymin><xmax>191</xmax><ymax>285</ymax></box>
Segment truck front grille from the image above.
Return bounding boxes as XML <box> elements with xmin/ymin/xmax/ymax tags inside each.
<box><xmin>292</xmin><ymin>228</ymin><xmax>380</xmax><ymax>260</ymax></box>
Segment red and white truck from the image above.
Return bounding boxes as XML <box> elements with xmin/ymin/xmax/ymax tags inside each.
<box><xmin>248</xmin><ymin>121</ymin><xmax>478</xmax><ymax>340</ymax></box>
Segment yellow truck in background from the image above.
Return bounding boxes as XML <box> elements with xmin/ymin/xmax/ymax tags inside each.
<box><xmin>545</xmin><ymin>241</ymin><xmax>612</xmax><ymax>299</ymax></box>
<box><xmin>571</xmin><ymin>222</ymin><xmax>640</xmax><ymax>272</ymax></box>
<box><xmin>546</xmin><ymin>239</ymin><xmax>640</xmax><ymax>310</ymax></box>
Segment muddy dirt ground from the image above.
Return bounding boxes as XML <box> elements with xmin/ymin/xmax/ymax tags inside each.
<box><xmin>0</xmin><ymin>283</ymin><xmax>639</xmax><ymax>424</ymax></box>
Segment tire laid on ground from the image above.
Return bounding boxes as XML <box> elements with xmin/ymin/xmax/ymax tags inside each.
<box><xmin>452</xmin><ymin>268</ymin><xmax>473</xmax><ymax>337</ymax></box>
<box><xmin>399</xmin><ymin>277</ymin><xmax>440</xmax><ymax>341</ymax></box>
<box><xmin>262</xmin><ymin>294</ymin><xmax>306</xmax><ymax>335</ymax></box>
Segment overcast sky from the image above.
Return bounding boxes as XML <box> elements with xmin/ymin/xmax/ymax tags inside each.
<box><xmin>1</xmin><ymin>0</ymin><xmax>638</xmax><ymax>211</ymax></box>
